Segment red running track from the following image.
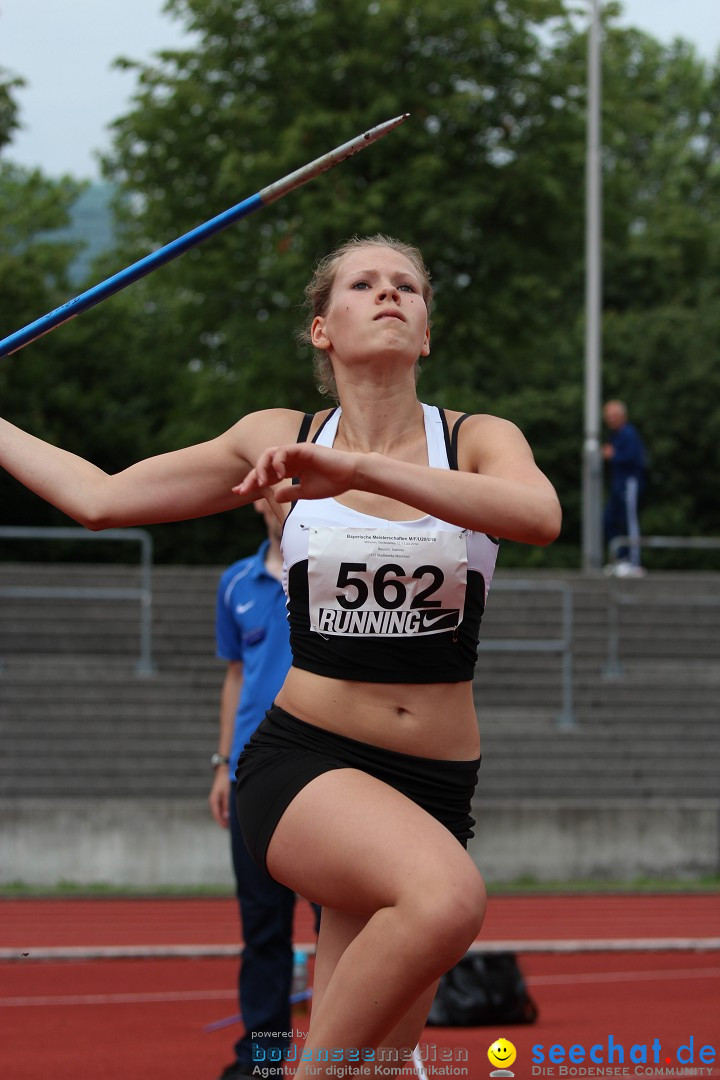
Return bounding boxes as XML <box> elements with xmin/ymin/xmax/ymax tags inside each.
<box><xmin>1</xmin><ymin>894</ymin><xmax>718</xmax><ymax>1080</ymax></box>
<box><xmin>2</xmin><ymin>893</ymin><xmax>719</xmax><ymax>950</ymax></box>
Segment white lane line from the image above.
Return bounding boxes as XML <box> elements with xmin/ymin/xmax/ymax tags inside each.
<box><xmin>528</xmin><ymin>966</ymin><xmax>720</xmax><ymax>986</ymax></box>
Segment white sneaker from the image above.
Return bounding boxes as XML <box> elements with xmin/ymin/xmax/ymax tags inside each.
<box><xmin>613</xmin><ymin>560</ymin><xmax>646</xmax><ymax>578</ymax></box>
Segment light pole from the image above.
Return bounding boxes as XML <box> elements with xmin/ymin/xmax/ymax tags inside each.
<box><xmin>582</xmin><ymin>0</ymin><xmax>604</xmax><ymax>571</ymax></box>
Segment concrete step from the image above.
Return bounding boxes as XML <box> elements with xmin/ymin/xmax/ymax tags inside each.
<box><xmin>476</xmin><ymin>777</ymin><xmax>720</xmax><ymax>798</ymax></box>
<box><xmin>0</xmin><ymin>774</ymin><xmax>210</xmax><ymax>797</ymax></box>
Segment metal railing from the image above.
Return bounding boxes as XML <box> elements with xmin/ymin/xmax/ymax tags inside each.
<box><xmin>478</xmin><ymin>578</ymin><xmax>575</xmax><ymax>728</ymax></box>
<box><xmin>604</xmin><ymin>535</ymin><xmax>720</xmax><ymax>677</ymax></box>
<box><xmin>0</xmin><ymin>526</ymin><xmax>155</xmax><ymax>675</ymax></box>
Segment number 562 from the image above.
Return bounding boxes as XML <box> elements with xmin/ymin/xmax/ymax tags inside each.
<box><xmin>335</xmin><ymin>562</ymin><xmax>444</xmax><ymax>610</ymax></box>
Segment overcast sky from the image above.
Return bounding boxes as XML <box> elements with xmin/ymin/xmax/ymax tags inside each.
<box><xmin>1</xmin><ymin>0</ymin><xmax>719</xmax><ymax>180</ymax></box>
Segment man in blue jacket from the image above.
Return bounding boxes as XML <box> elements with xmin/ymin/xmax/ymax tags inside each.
<box><xmin>602</xmin><ymin>400</ymin><xmax>648</xmax><ymax>576</ymax></box>
<box><xmin>209</xmin><ymin>500</ymin><xmax>319</xmax><ymax>1080</ymax></box>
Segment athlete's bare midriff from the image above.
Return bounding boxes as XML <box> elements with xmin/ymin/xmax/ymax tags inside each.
<box><xmin>270</xmin><ymin>405</ymin><xmax>488</xmax><ymax>762</ymax></box>
<box><xmin>275</xmin><ymin>666</ymin><xmax>481</xmax><ymax>761</ymax></box>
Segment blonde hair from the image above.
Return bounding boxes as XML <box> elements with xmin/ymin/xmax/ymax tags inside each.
<box><xmin>298</xmin><ymin>235</ymin><xmax>433</xmax><ymax>402</ymax></box>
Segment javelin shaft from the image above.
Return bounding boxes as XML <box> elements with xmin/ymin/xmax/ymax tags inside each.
<box><xmin>0</xmin><ymin>114</ymin><xmax>409</xmax><ymax>359</ymax></box>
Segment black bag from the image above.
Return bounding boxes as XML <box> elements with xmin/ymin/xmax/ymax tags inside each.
<box><xmin>426</xmin><ymin>951</ymin><xmax>538</xmax><ymax>1027</ymax></box>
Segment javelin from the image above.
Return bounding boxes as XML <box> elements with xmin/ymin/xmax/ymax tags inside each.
<box><xmin>0</xmin><ymin>113</ymin><xmax>409</xmax><ymax>359</ymax></box>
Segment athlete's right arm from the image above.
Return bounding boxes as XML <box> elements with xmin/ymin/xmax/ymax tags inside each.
<box><xmin>0</xmin><ymin>407</ymin><xmax>302</xmax><ymax>530</ymax></box>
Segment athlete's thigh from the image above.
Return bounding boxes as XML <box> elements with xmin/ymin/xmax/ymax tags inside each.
<box><xmin>264</xmin><ymin>767</ymin><xmax>479</xmax><ymax>915</ymax></box>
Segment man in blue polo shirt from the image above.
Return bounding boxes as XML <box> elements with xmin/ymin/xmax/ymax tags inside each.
<box><xmin>209</xmin><ymin>500</ymin><xmax>318</xmax><ymax>1080</ymax></box>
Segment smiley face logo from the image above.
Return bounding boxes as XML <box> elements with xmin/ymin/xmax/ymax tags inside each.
<box><xmin>488</xmin><ymin>1038</ymin><xmax>517</xmax><ymax>1074</ymax></box>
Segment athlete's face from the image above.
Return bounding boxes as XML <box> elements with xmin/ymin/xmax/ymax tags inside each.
<box><xmin>310</xmin><ymin>246</ymin><xmax>431</xmax><ymax>368</ymax></box>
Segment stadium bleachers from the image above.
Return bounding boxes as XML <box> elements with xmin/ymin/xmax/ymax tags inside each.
<box><xmin>1</xmin><ymin>563</ymin><xmax>719</xmax><ymax>800</ymax></box>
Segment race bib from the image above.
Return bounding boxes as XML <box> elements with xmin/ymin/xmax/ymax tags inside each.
<box><xmin>307</xmin><ymin>527</ymin><xmax>467</xmax><ymax>637</ymax></box>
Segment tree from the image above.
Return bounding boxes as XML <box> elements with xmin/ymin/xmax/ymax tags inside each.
<box><xmin>0</xmin><ymin>68</ymin><xmax>22</xmax><ymax>151</ymax></box>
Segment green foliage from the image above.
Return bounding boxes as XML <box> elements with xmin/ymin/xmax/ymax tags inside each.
<box><xmin>0</xmin><ymin>68</ymin><xmax>23</xmax><ymax>151</ymax></box>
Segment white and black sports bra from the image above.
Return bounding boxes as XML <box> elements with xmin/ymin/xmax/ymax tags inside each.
<box><xmin>281</xmin><ymin>403</ymin><xmax>499</xmax><ymax>684</ymax></box>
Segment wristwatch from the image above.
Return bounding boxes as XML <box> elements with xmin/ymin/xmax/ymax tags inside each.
<box><xmin>211</xmin><ymin>752</ymin><xmax>230</xmax><ymax>770</ymax></box>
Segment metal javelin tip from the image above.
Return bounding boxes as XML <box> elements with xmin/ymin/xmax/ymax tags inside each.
<box><xmin>366</xmin><ymin>113</ymin><xmax>411</xmax><ymax>139</ymax></box>
<box><xmin>259</xmin><ymin>113</ymin><xmax>410</xmax><ymax>205</ymax></box>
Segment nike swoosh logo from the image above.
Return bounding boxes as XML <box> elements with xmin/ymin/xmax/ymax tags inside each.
<box><xmin>420</xmin><ymin>610</ymin><xmax>458</xmax><ymax>629</ymax></box>
<box><xmin>235</xmin><ymin>601</ymin><xmax>255</xmax><ymax>614</ymax></box>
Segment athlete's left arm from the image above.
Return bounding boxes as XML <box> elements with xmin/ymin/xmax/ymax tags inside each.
<box><xmin>358</xmin><ymin>413</ymin><xmax>562</xmax><ymax>545</ymax></box>
<box><xmin>444</xmin><ymin>413</ymin><xmax>562</xmax><ymax>544</ymax></box>
<box><xmin>234</xmin><ymin>414</ymin><xmax>561</xmax><ymax>546</ymax></box>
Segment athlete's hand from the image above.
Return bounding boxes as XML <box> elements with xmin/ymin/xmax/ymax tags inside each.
<box><xmin>232</xmin><ymin>442</ymin><xmax>361</xmax><ymax>503</ymax></box>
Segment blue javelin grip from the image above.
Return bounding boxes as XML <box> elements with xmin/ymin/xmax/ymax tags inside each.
<box><xmin>0</xmin><ymin>114</ymin><xmax>409</xmax><ymax>359</ymax></box>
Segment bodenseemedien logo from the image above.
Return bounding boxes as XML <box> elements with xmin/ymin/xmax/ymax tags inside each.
<box><xmin>252</xmin><ymin>1041</ymin><xmax>470</xmax><ymax>1077</ymax></box>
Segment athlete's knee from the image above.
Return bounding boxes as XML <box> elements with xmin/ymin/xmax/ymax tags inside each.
<box><xmin>444</xmin><ymin>865</ymin><xmax>487</xmax><ymax>943</ymax></box>
<box><xmin>406</xmin><ymin>862</ymin><xmax>486</xmax><ymax>961</ymax></box>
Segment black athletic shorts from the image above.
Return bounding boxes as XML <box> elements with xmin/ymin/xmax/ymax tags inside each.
<box><xmin>235</xmin><ymin>703</ymin><xmax>481</xmax><ymax>875</ymax></box>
